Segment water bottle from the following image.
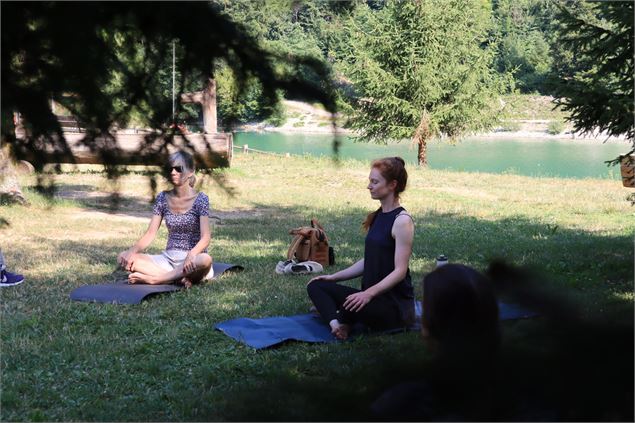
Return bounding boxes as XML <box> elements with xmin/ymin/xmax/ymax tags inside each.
<box><xmin>436</xmin><ymin>255</ymin><xmax>448</xmax><ymax>268</ymax></box>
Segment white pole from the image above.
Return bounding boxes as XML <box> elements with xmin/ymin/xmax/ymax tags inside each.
<box><xmin>172</xmin><ymin>40</ymin><xmax>176</xmax><ymax>121</ymax></box>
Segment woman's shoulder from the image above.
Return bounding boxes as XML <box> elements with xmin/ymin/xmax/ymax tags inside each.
<box><xmin>152</xmin><ymin>191</ymin><xmax>169</xmax><ymax>215</ymax></box>
<box><xmin>194</xmin><ymin>191</ymin><xmax>209</xmax><ymax>203</ymax></box>
<box><xmin>394</xmin><ymin>209</ymin><xmax>415</xmax><ymax>231</ymax></box>
<box><xmin>193</xmin><ymin>191</ymin><xmax>210</xmax><ymax>215</ymax></box>
<box><xmin>395</xmin><ymin>208</ymin><xmax>413</xmax><ymax>221</ymax></box>
<box><xmin>154</xmin><ymin>190</ymin><xmax>169</xmax><ymax>202</ymax></box>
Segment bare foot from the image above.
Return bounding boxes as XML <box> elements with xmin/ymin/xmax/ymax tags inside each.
<box><xmin>128</xmin><ymin>272</ymin><xmax>157</xmax><ymax>284</ymax></box>
<box><xmin>329</xmin><ymin>319</ymin><xmax>351</xmax><ymax>340</ymax></box>
<box><xmin>180</xmin><ymin>277</ymin><xmax>193</xmax><ymax>289</ymax></box>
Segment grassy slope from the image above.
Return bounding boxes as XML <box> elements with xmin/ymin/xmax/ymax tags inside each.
<box><xmin>1</xmin><ymin>154</ymin><xmax>633</xmax><ymax>421</ymax></box>
<box><xmin>501</xmin><ymin>94</ymin><xmax>569</xmax><ymax>121</ymax></box>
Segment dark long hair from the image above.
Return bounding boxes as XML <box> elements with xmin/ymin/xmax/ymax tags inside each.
<box><xmin>422</xmin><ymin>264</ymin><xmax>500</xmax><ymax>356</ymax></box>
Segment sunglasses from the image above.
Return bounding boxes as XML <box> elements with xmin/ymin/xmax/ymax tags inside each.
<box><xmin>170</xmin><ymin>165</ymin><xmax>183</xmax><ymax>173</ymax></box>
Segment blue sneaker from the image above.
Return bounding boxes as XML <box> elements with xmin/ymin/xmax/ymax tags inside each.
<box><xmin>0</xmin><ymin>269</ymin><xmax>24</xmax><ymax>287</ymax></box>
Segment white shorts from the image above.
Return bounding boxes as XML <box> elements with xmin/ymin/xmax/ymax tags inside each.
<box><xmin>149</xmin><ymin>249</ymin><xmax>214</xmax><ymax>280</ymax></box>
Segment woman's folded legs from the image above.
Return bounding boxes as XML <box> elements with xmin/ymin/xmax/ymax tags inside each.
<box><xmin>127</xmin><ymin>253</ymin><xmax>212</xmax><ymax>286</ymax></box>
<box><xmin>307</xmin><ymin>280</ymin><xmax>403</xmax><ymax>339</ymax></box>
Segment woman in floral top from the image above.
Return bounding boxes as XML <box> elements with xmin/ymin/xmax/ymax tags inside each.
<box><xmin>117</xmin><ymin>151</ymin><xmax>213</xmax><ymax>288</ymax></box>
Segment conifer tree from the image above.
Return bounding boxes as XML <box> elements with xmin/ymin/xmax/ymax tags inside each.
<box><xmin>341</xmin><ymin>0</ymin><xmax>511</xmax><ymax>165</ymax></box>
<box><xmin>551</xmin><ymin>0</ymin><xmax>634</xmax><ymax>156</ymax></box>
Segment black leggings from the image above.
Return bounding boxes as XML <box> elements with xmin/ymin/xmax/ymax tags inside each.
<box><xmin>307</xmin><ymin>280</ymin><xmax>403</xmax><ymax>330</ymax></box>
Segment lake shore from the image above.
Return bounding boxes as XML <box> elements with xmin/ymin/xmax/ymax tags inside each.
<box><xmin>234</xmin><ymin>121</ymin><xmax>629</xmax><ymax>142</ymax></box>
<box><xmin>232</xmin><ymin>99</ymin><xmax>629</xmax><ymax>142</ymax></box>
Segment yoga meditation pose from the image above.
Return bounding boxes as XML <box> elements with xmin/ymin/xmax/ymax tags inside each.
<box><xmin>307</xmin><ymin>157</ymin><xmax>415</xmax><ymax>340</ymax></box>
<box><xmin>117</xmin><ymin>151</ymin><xmax>213</xmax><ymax>287</ymax></box>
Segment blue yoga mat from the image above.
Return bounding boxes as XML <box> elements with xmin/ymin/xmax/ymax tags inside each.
<box><xmin>70</xmin><ymin>262</ymin><xmax>243</xmax><ymax>304</ymax></box>
<box><xmin>215</xmin><ymin>301</ymin><xmax>538</xmax><ymax>349</ymax></box>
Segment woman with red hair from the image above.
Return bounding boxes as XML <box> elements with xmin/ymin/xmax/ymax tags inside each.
<box><xmin>307</xmin><ymin>157</ymin><xmax>415</xmax><ymax>340</ymax></box>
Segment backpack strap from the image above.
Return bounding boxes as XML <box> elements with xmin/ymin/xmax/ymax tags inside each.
<box><xmin>310</xmin><ymin>219</ymin><xmax>328</xmax><ymax>242</ymax></box>
<box><xmin>287</xmin><ymin>234</ymin><xmax>305</xmax><ymax>261</ymax></box>
<box><xmin>311</xmin><ymin>218</ymin><xmax>324</xmax><ymax>231</ymax></box>
<box><xmin>291</xmin><ymin>227</ymin><xmax>315</xmax><ymax>238</ymax></box>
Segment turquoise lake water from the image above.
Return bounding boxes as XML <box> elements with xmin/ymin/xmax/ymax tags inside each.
<box><xmin>234</xmin><ymin>132</ymin><xmax>631</xmax><ymax>180</ymax></box>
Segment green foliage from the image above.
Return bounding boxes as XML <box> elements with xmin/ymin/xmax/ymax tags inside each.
<box><xmin>546</xmin><ymin>119</ymin><xmax>566</xmax><ymax>135</ymax></box>
<box><xmin>1</xmin><ymin>2</ymin><xmax>336</xmax><ymax>176</ymax></box>
<box><xmin>340</xmin><ymin>0</ymin><xmax>512</xmax><ymax>163</ymax></box>
<box><xmin>551</xmin><ymin>1</ymin><xmax>634</xmax><ymax>145</ymax></box>
<box><xmin>101</xmin><ymin>33</ymin><xmax>203</xmax><ymax>129</ymax></box>
<box><xmin>264</xmin><ymin>103</ymin><xmax>287</xmax><ymax>127</ymax></box>
<box><xmin>211</xmin><ymin>0</ymin><xmax>356</xmax><ymax>124</ymax></box>
<box><xmin>215</xmin><ymin>64</ymin><xmax>285</xmax><ymax>127</ymax></box>
<box><xmin>493</xmin><ymin>0</ymin><xmax>558</xmax><ymax>94</ymax></box>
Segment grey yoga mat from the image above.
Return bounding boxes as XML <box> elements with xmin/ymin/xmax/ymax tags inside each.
<box><xmin>70</xmin><ymin>262</ymin><xmax>243</xmax><ymax>304</ymax></box>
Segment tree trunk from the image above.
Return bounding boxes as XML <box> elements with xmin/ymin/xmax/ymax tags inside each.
<box><xmin>202</xmin><ymin>78</ymin><xmax>217</xmax><ymax>134</ymax></box>
<box><xmin>0</xmin><ymin>146</ymin><xmax>28</xmax><ymax>205</ymax></box>
<box><xmin>414</xmin><ymin>111</ymin><xmax>431</xmax><ymax>166</ymax></box>
<box><xmin>417</xmin><ymin>137</ymin><xmax>428</xmax><ymax>167</ymax></box>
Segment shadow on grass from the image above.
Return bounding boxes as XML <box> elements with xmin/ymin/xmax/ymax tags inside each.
<box><xmin>53</xmin><ymin>183</ymin><xmax>155</xmax><ymax>217</ymax></box>
<box><xmin>46</xmin><ymin>182</ymin><xmax>268</xmax><ymax>221</ymax></box>
<box><xmin>1</xmin><ymin>202</ymin><xmax>633</xmax><ymax>421</ymax></box>
<box><xmin>199</xmin><ymin>204</ymin><xmax>634</xmax><ymax>421</ymax></box>
<box><xmin>217</xmin><ymin>201</ymin><xmax>633</xmax><ymax>305</ymax></box>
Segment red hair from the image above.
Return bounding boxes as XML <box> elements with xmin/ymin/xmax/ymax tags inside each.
<box><xmin>362</xmin><ymin>157</ymin><xmax>408</xmax><ymax>231</ymax></box>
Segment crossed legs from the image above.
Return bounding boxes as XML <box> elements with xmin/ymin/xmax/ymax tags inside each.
<box><xmin>125</xmin><ymin>253</ymin><xmax>212</xmax><ymax>287</ymax></box>
<box><xmin>307</xmin><ymin>280</ymin><xmax>404</xmax><ymax>340</ymax></box>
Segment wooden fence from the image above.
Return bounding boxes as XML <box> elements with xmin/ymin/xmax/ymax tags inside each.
<box><xmin>14</xmin><ymin>131</ymin><xmax>233</xmax><ymax>168</ymax></box>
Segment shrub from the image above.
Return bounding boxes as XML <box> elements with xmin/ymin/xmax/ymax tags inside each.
<box><xmin>263</xmin><ymin>105</ymin><xmax>287</xmax><ymax>127</ymax></box>
<box><xmin>547</xmin><ymin>120</ymin><xmax>566</xmax><ymax>135</ymax></box>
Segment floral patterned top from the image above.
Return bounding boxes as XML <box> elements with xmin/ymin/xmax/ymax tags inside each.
<box><xmin>152</xmin><ymin>191</ymin><xmax>210</xmax><ymax>252</ymax></box>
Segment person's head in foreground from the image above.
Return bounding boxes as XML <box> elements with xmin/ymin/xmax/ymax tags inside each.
<box><xmin>422</xmin><ymin>263</ymin><xmax>500</xmax><ymax>359</ymax></box>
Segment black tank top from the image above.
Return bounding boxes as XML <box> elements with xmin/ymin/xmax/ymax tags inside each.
<box><xmin>362</xmin><ymin>207</ymin><xmax>415</xmax><ymax>325</ymax></box>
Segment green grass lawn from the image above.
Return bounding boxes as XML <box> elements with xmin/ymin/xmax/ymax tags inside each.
<box><xmin>1</xmin><ymin>153</ymin><xmax>633</xmax><ymax>421</ymax></box>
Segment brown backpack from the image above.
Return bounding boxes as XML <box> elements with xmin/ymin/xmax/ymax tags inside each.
<box><xmin>287</xmin><ymin>218</ymin><xmax>333</xmax><ymax>266</ymax></box>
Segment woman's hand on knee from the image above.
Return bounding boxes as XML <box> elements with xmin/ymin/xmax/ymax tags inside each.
<box><xmin>183</xmin><ymin>252</ymin><xmax>197</xmax><ymax>274</ymax></box>
<box><xmin>343</xmin><ymin>290</ymin><xmax>373</xmax><ymax>312</ymax></box>
<box><xmin>117</xmin><ymin>250</ymin><xmax>135</xmax><ymax>271</ymax></box>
